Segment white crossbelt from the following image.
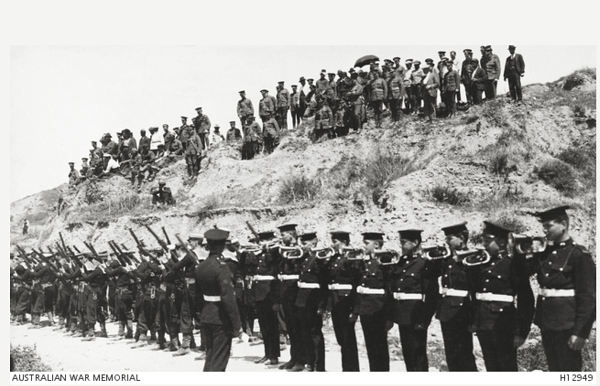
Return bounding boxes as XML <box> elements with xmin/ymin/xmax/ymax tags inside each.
<box><xmin>278</xmin><ymin>274</ymin><xmax>299</xmax><ymax>281</ymax></box>
<box><xmin>440</xmin><ymin>288</ymin><xmax>469</xmax><ymax>297</ymax></box>
<box><xmin>185</xmin><ymin>278</ymin><xmax>195</xmax><ymax>284</ymax></box>
<box><xmin>475</xmin><ymin>292</ymin><xmax>514</xmax><ymax>302</ymax></box>
<box><xmin>203</xmin><ymin>295</ymin><xmax>221</xmax><ymax>302</ymax></box>
<box><xmin>253</xmin><ymin>275</ymin><xmax>276</xmax><ymax>281</ymax></box>
<box><xmin>539</xmin><ymin>288</ymin><xmax>575</xmax><ymax>297</ymax></box>
<box><xmin>393</xmin><ymin>292</ymin><xmax>424</xmax><ymax>300</ymax></box>
<box><xmin>356</xmin><ymin>286</ymin><xmax>385</xmax><ymax>295</ymax></box>
<box><xmin>328</xmin><ymin>283</ymin><xmax>353</xmax><ymax>291</ymax></box>
<box><xmin>297</xmin><ymin>282</ymin><xmax>320</xmax><ymax>289</ymax></box>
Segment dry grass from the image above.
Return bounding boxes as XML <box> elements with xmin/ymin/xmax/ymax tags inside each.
<box><xmin>68</xmin><ymin>193</ymin><xmax>146</xmax><ymax>222</ymax></box>
<box><xmin>278</xmin><ymin>172</ymin><xmax>322</xmax><ymax>204</ymax></box>
<box><xmin>535</xmin><ymin>159</ymin><xmax>579</xmax><ymax>197</ymax></box>
<box><xmin>425</xmin><ymin>183</ymin><xmax>471</xmax><ymax>206</ymax></box>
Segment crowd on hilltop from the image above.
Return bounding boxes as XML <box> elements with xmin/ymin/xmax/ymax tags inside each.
<box><xmin>67</xmin><ymin>45</ymin><xmax>525</xmax><ymax>190</ymax></box>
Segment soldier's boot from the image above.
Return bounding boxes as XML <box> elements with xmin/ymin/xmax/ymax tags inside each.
<box><xmin>98</xmin><ymin>323</ymin><xmax>108</xmax><ymax>338</ymax></box>
<box><xmin>28</xmin><ymin>314</ymin><xmax>41</xmax><ymax>329</ymax></box>
<box><xmin>149</xmin><ymin>330</ymin><xmax>157</xmax><ymax>343</ymax></box>
<box><xmin>279</xmin><ymin>360</ymin><xmax>296</xmax><ymax>370</ymax></box>
<box><xmin>47</xmin><ymin>312</ymin><xmax>56</xmax><ymax>326</ymax></box>
<box><xmin>81</xmin><ymin>325</ymin><xmax>96</xmax><ymax>341</ymax></box>
<box><xmin>125</xmin><ymin>320</ymin><xmax>134</xmax><ymax>339</ymax></box>
<box><xmin>134</xmin><ymin>327</ymin><xmax>141</xmax><ymax>342</ymax></box>
<box><xmin>172</xmin><ymin>334</ymin><xmax>191</xmax><ymax>357</ymax></box>
<box><xmin>117</xmin><ymin>322</ymin><xmax>124</xmax><ymax>337</ymax></box>
<box><xmin>152</xmin><ymin>332</ymin><xmax>167</xmax><ymax>351</ymax></box>
<box><xmin>164</xmin><ymin>336</ymin><xmax>180</xmax><ymax>352</ymax></box>
<box><xmin>130</xmin><ymin>333</ymin><xmax>147</xmax><ymax>349</ymax></box>
<box><xmin>53</xmin><ymin>317</ymin><xmax>65</xmax><ymax>331</ymax></box>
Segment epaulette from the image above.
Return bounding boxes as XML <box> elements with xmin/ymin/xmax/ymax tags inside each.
<box><xmin>573</xmin><ymin>244</ymin><xmax>591</xmax><ymax>255</ymax></box>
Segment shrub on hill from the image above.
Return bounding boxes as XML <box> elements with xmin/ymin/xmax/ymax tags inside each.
<box><xmin>556</xmin><ymin>142</ymin><xmax>596</xmax><ymax>186</ymax></box>
<box><xmin>11</xmin><ymin>344</ymin><xmax>51</xmax><ymax>372</ymax></box>
<box><xmin>279</xmin><ymin>172</ymin><xmax>322</xmax><ymax>203</ymax></box>
<box><xmin>535</xmin><ymin>159</ymin><xmax>578</xmax><ymax>196</ymax></box>
<box><xmin>426</xmin><ymin>183</ymin><xmax>471</xmax><ymax>206</ymax></box>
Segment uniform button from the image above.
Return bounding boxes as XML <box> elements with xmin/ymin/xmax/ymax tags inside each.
<box><xmin>444</xmin><ymin>274</ymin><xmax>448</xmax><ymax>277</ymax></box>
<box><xmin>410</xmin><ymin>273</ymin><xmax>414</xmax><ymax>276</ymax></box>
<box><xmin>497</xmin><ymin>275</ymin><xmax>501</xmax><ymax>278</ymax></box>
<box><xmin>491</xmin><ymin>263</ymin><xmax>495</xmax><ymax>266</ymax></box>
<box><xmin>448</xmin><ymin>265</ymin><xmax>452</xmax><ymax>269</ymax></box>
<box><xmin>483</xmin><ymin>287</ymin><xmax>486</xmax><ymax>291</ymax></box>
<box><xmin>403</xmin><ymin>270</ymin><xmax>406</xmax><ymax>273</ymax></box>
<box><xmin>548</xmin><ymin>262</ymin><xmax>552</xmax><ymax>265</ymax></box>
<box><xmin>552</xmin><ymin>251</ymin><xmax>557</xmax><ymax>255</ymax></box>
<box><xmin>499</xmin><ymin>308</ymin><xmax>503</xmax><ymax>311</ymax></box>
<box><xmin>485</xmin><ymin>279</ymin><xmax>489</xmax><ymax>282</ymax></box>
<box><xmin>541</xmin><ymin>297</ymin><xmax>545</xmax><ymax>300</ymax></box>
<box><xmin>559</xmin><ymin>268</ymin><xmax>563</xmax><ymax>271</ymax></box>
<box><xmin>400</xmin><ymin>279</ymin><xmax>404</xmax><ymax>281</ymax></box>
<box><xmin>545</xmin><ymin>274</ymin><xmax>549</xmax><ymax>277</ymax></box>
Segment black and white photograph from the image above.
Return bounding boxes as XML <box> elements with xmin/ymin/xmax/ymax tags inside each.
<box><xmin>7</xmin><ymin>1</ymin><xmax>597</xmax><ymax>384</ymax></box>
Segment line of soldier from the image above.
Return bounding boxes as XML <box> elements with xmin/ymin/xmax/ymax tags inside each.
<box><xmin>10</xmin><ymin>205</ymin><xmax>594</xmax><ymax>372</ymax></box>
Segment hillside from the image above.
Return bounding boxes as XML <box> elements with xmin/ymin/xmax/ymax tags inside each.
<box><xmin>11</xmin><ymin>69</ymin><xmax>596</xmax><ymax>255</ymax></box>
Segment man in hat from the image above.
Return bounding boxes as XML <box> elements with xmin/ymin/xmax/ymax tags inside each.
<box><xmin>89</xmin><ymin>140</ymin><xmax>103</xmax><ymax>176</ymax></box>
<box><xmin>226</xmin><ymin>121</ymin><xmax>242</xmax><ymax>142</ymax></box>
<box><xmin>351</xmin><ymin>231</ymin><xmax>390</xmax><ymax>371</ymax></box>
<box><xmin>100</xmin><ymin>133</ymin><xmax>118</xmax><ymax>164</ymax></box>
<box><xmin>421</xmin><ymin>59</ymin><xmax>439</xmax><ymax>123</ymax></box>
<box><xmin>461</xmin><ymin>49</ymin><xmax>476</xmax><ymax>105</ymax></box>
<box><xmin>259</xmin><ymin>89</ymin><xmax>276</xmax><ymax>124</ymax></box>
<box><xmin>139</xmin><ymin>129</ymin><xmax>151</xmax><ymax>156</ymax></box>
<box><xmin>467</xmin><ymin>221</ymin><xmax>534</xmax><ymax>371</ymax></box>
<box><xmin>389</xmin><ymin>229</ymin><xmax>439</xmax><ymax>372</ymax></box>
<box><xmin>504</xmin><ymin>45</ymin><xmax>525</xmax><ymax>103</ymax></box>
<box><xmin>151</xmin><ymin>180</ymin><xmax>175</xmax><ymax>206</ymax></box>
<box><xmin>316</xmin><ymin>71</ymin><xmax>330</xmax><ymax>100</ymax></box>
<box><xmin>209</xmin><ymin>125</ymin><xmax>225</xmax><ymax>148</ymax></box>
<box><xmin>80</xmin><ymin>254</ymin><xmax>109</xmax><ymax>341</ymax></box>
<box><xmin>195</xmin><ymin>228</ymin><xmax>242</xmax><ymax>371</ymax></box>
<box><xmin>430</xmin><ymin>222</ymin><xmax>478</xmax><ymax>371</ymax></box>
<box><xmin>524</xmin><ymin>206</ymin><xmax>596</xmax><ymax>371</ymax></box>
<box><xmin>297</xmin><ymin>77</ymin><xmax>308</xmax><ymax>122</ymax></box>
<box><xmin>101</xmin><ymin>153</ymin><xmax>121</xmax><ymax>177</ymax></box>
<box><xmin>276</xmin><ymin>81</ymin><xmax>291</xmax><ymax>130</ymax></box>
<box><xmin>237</xmin><ymin>91</ymin><xmax>255</xmax><ymax>128</ymax></box>
<box><xmin>79</xmin><ymin>158</ymin><xmax>89</xmax><ymax>182</ymax></box>
<box><xmin>368</xmin><ymin>69</ymin><xmax>388</xmax><ymax>128</ymax></box>
<box><xmin>290</xmin><ymin>85</ymin><xmax>300</xmax><ymax>128</ymax></box>
<box><xmin>263</xmin><ymin>113</ymin><xmax>280</xmax><ymax>154</ymax></box>
<box><xmin>192</xmin><ymin>107</ymin><xmax>212</xmax><ymax>150</ymax></box>
<box><xmin>242</xmin><ymin>115</ymin><xmax>262</xmax><ymax>160</ymax></box>
<box><xmin>68</xmin><ymin>162</ymin><xmax>80</xmax><ymax>188</ymax></box>
<box><xmin>178</xmin><ymin>117</ymin><xmax>192</xmax><ymax>152</ymax></box>
<box><xmin>442</xmin><ymin>60</ymin><xmax>460</xmax><ymax>118</ymax></box>
<box><xmin>148</xmin><ymin>127</ymin><xmax>163</xmax><ymax>157</ymax></box>
<box><xmin>387</xmin><ymin>68</ymin><xmax>404</xmax><ymax>123</ymax></box>
<box><xmin>326</xmin><ymin>230</ymin><xmax>360</xmax><ymax>371</ymax></box>
<box><xmin>483</xmin><ymin>46</ymin><xmax>502</xmax><ymax>99</ymax></box>
<box><xmin>402</xmin><ymin>60</ymin><xmax>414</xmax><ymax>113</ymax></box>
<box><xmin>410</xmin><ymin>61</ymin><xmax>425</xmax><ymax>114</ymax></box>
<box><xmin>313</xmin><ymin>98</ymin><xmax>334</xmax><ymax>141</ymax></box>
<box><xmin>326</xmin><ymin>73</ymin><xmax>338</xmax><ymax>114</ymax></box>
<box><xmin>185</xmin><ymin>127</ymin><xmax>203</xmax><ymax>178</ymax></box>
<box><xmin>469</xmin><ymin>58</ymin><xmax>487</xmax><ymax>105</ymax></box>
<box><xmin>162</xmin><ymin>124</ymin><xmax>174</xmax><ymax>154</ymax></box>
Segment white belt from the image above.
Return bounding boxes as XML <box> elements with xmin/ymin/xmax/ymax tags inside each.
<box><xmin>440</xmin><ymin>288</ymin><xmax>469</xmax><ymax>297</ymax></box>
<box><xmin>185</xmin><ymin>278</ymin><xmax>195</xmax><ymax>284</ymax></box>
<box><xmin>253</xmin><ymin>275</ymin><xmax>275</xmax><ymax>281</ymax></box>
<box><xmin>278</xmin><ymin>274</ymin><xmax>299</xmax><ymax>281</ymax></box>
<box><xmin>476</xmin><ymin>292</ymin><xmax>514</xmax><ymax>302</ymax></box>
<box><xmin>203</xmin><ymin>295</ymin><xmax>221</xmax><ymax>302</ymax></box>
<box><xmin>393</xmin><ymin>292</ymin><xmax>424</xmax><ymax>300</ymax></box>
<box><xmin>328</xmin><ymin>283</ymin><xmax>353</xmax><ymax>291</ymax></box>
<box><xmin>356</xmin><ymin>286</ymin><xmax>385</xmax><ymax>295</ymax></box>
<box><xmin>297</xmin><ymin>282</ymin><xmax>320</xmax><ymax>289</ymax></box>
<box><xmin>539</xmin><ymin>288</ymin><xmax>575</xmax><ymax>297</ymax></box>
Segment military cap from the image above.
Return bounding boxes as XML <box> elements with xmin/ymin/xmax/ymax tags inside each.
<box><xmin>116</xmin><ymin>131</ymin><xmax>123</xmax><ymax>136</ymax></box>
<box><xmin>158</xmin><ymin>179</ymin><xmax>166</xmax><ymax>185</ymax></box>
<box><xmin>438</xmin><ymin>50</ymin><xmax>446</xmax><ymax>54</ymax></box>
<box><xmin>446</xmin><ymin>60</ymin><xmax>454</xmax><ymax>65</ymax></box>
<box><xmin>384</xmin><ymin>59</ymin><xmax>393</xmax><ymax>64</ymax></box>
<box><xmin>337</xmin><ymin>69</ymin><xmax>344</xmax><ymax>75</ymax></box>
<box><xmin>482</xmin><ymin>221</ymin><xmax>512</xmax><ymax>238</ymax></box>
<box><xmin>231</xmin><ymin>238</ymin><xmax>240</xmax><ymax>244</ymax></box>
<box><xmin>214</xmin><ymin>124</ymin><xmax>220</xmax><ymax>128</ymax></box>
<box><xmin>204</xmin><ymin>228</ymin><xmax>229</xmax><ymax>241</ymax></box>
<box><xmin>188</xmin><ymin>233</ymin><xmax>204</xmax><ymax>241</ymax></box>
<box><xmin>425</xmin><ymin>58</ymin><xmax>434</xmax><ymax>64</ymax></box>
<box><xmin>299</xmin><ymin>232</ymin><xmax>318</xmax><ymax>242</ymax></box>
<box><xmin>258</xmin><ymin>231</ymin><xmax>276</xmax><ymax>241</ymax></box>
<box><xmin>277</xmin><ymin>223</ymin><xmax>297</xmax><ymax>233</ymax></box>
<box><xmin>348</xmin><ymin>68</ymin><xmax>356</xmax><ymax>73</ymax></box>
<box><xmin>441</xmin><ymin>57</ymin><xmax>449</xmax><ymax>62</ymax></box>
<box><xmin>393</xmin><ymin>56</ymin><xmax>401</xmax><ymax>61</ymax></box>
<box><xmin>508</xmin><ymin>45</ymin><xmax>516</xmax><ymax>50</ymax></box>
<box><xmin>291</xmin><ymin>84</ymin><xmax>297</xmax><ymax>88</ymax></box>
<box><xmin>229</xmin><ymin>120</ymin><xmax>236</xmax><ymax>124</ymax></box>
<box><xmin>81</xmin><ymin>157</ymin><xmax>88</xmax><ymax>161</ymax></box>
<box><xmin>104</xmin><ymin>133</ymin><xmax>112</xmax><ymax>138</ymax></box>
<box><xmin>412</xmin><ymin>60</ymin><xmax>421</xmax><ymax>65</ymax></box>
<box><xmin>328</xmin><ymin>72</ymin><xmax>335</xmax><ymax>76</ymax></box>
<box><xmin>260</xmin><ymin>89</ymin><xmax>268</xmax><ymax>93</ymax></box>
<box><xmin>536</xmin><ymin>205</ymin><xmax>571</xmax><ymax>223</ymax></box>
<box><xmin>91</xmin><ymin>140</ymin><xmax>97</xmax><ymax>144</ymax></box>
<box><xmin>405</xmin><ymin>59</ymin><xmax>413</xmax><ymax>63</ymax></box>
<box><xmin>463</xmin><ymin>49</ymin><xmax>473</xmax><ymax>54</ymax></box>
<box><xmin>122</xmin><ymin>128</ymin><xmax>131</xmax><ymax>136</ymax></box>
<box><xmin>299</xmin><ymin>76</ymin><xmax>306</xmax><ymax>81</ymax></box>
<box><xmin>149</xmin><ymin>126</ymin><xmax>159</xmax><ymax>131</ymax></box>
<box><xmin>140</xmin><ymin>129</ymin><xmax>146</xmax><ymax>133</ymax></box>
<box><xmin>278</xmin><ymin>81</ymin><xmax>285</xmax><ymax>84</ymax></box>
<box><xmin>330</xmin><ymin>230</ymin><xmax>351</xmax><ymax>241</ymax></box>
<box><xmin>68</xmin><ymin>162</ymin><xmax>75</xmax><ymax>165</ymax></box>
<box><xmin>307</xmin><ymin>78</ymin><xmax>314</xmax><ymax>82</ymax></box>
<box><xmin>362</xmin><ymin>231</ymin><xmax>385</xmax><ymax>241</ymax></box>
<box><xmin>239</xmin><ymin>90</ymin><xmax>245</xmax><ymax>94</ymax></box>
<box><xmin>398</xmin><ymin>229</ymin><xmax>423</xmax><ymax>240</ymax></box>
<box><xmin>485</xmin><ymin>45</ymin><xmax>493</xmax><ymax>51</ymax></box>
<box><xmin>321</xmin><ymin>69</ymin><xmax>326</xmax><ymax>73</ymax></box>
<box><xmin>181</xmin><ymin>116</ymin><xmax>188</xmax><ymax>119</ymax></box>
<box><xmin>195</xmin><ymin>106</ymin><xmax>203</xmax><ymax>110</ymax></box>
<box><xmin>441</xmin><ymin>221</ymin><xmax>468</xmax><ymax>236</ymax></box>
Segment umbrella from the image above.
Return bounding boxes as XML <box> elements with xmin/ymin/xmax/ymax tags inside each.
<box><xmin>354</xmin><ymin>54</ymin><xmax>380</xmax><ymax>68</ymax></box>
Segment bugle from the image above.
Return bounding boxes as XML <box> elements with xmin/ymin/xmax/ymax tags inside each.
<box><xmin>421</xmin><ymin>245</ymin><xmax>452</xmax><ymax>260</ymax></box>
<box><xmin>508</xmin><ymin>233</ymin><xmax>547</xmax><ymax>255</ymax></box>
<box><xmin>457</xmin><ymin>248</ymin><xmax>491</xmax><ymax>266</ymax></box>
<box><xmin>311</xmin><ymin>247</ymin><xmax>335</xmax><ymax>259</ymax></box>
<box><xmin>280</xmin><ymin>245</ymin><xmax>304</xmax><ymax>259</ymax></box>
<box><xmin>374</xmin><ymin>249</ymin><xmax>400</xmax><ymax>265</ymax></box>
<box><xmin>342</xmin><ymin>247</ymin><xmax>366</xmax><ymax>260</ymax></box>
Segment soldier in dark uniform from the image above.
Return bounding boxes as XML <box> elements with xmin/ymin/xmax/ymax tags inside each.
<box><xmin>13</xmin><ymin>263</ymin><xmax>33</xmax><ymax>325</ymax></box>
<box><xmin>468</xmin><ymin>221</ymin><xmax>534</xmax><ymax>371</ymax></box>
<box><xmin>195</xmin><ymin>228</ymin><xmax>242</xmax><ymax>371</ymax></box>
<box><xmin>226</xmin><ymin>121</ymin><xmax>242</xmax><ymax>142</ymax></box>
<box><xmin>325</xmin><ymin>230</ymin><xmax>360</xmax><ymax>371</ymax></box>
<box><xmin>429</xmin><ymin>222</ymin><xmax>477</xmax><ymax>371</ymax></box>
<box><xmin>352</xmin><ymin>231</ymin><xmax>390</xmax><ymax>371</ymax></box>
<box><xmin>29</xmin><ymin>256</ymin><xmax>53</xmax><ymax>328</ymax></box>
<box><xmin>130</xmin><ymin>251</ymin><xmax>162</xmax><ymax>348</ymax></box>
<box><xmin>388</xmin><ymin>229</ymin><xmax>439</xmax><ymax>372</ymax></box>
<box><xmin>151</xmin><ymin>180</ymin><xmax>175</xmax><ymax>206</ymax></box>
<box><xmin>526</xmin><ymin>206</ymin><xmax>596</xmax><ymax>371</ymax></box>
<box><xmin>192</xmin><ymin>107</ymin><xmax>211</xmax><ymax>150</ymax></box>
<box><xmin>80</xmin><ymin>258</ymin><xmax>109</xmax><ymax>341</ymax></box>
<box><xmin>105</xmin><ymin>257</ymin><xmax>135</xmax><ymax>340</ymax></box>
<box><xmin>295</xmin><ymin>232</ymin><xmax>327</xmax><ymax>372</ymax></box>
<box><xmin>245</xmin><ymin>230</ymin><xmax>280</xmax><ymax>365</ymax></box>
<box><xmin>53</xmin><ymin>257</ymin><xmax>73</xmax><ymax>331</ymax></box>
<box><xmin>68</xmin><ymin>162</ymin><xmax>80</xmax><ymax>188</ymax></box>
<box><xmin>273</xmin><ymin>224</ymin><xmax>306</xmax><ymax>371</ymax></box>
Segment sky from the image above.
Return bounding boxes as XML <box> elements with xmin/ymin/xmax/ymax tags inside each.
<box><xmin>9</xmin><ymin>45</ymin><xmax>596</xmax><ymax>202</ymax></box>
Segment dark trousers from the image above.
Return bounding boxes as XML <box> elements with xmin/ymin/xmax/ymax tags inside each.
<box><xmin>154</xmin><ymin>290</ymin><xmax>168</xmax><ymax>345</ymax></box>
<box><xmin>282</xmin><ymin>288</ymin><xmax>305</xmax><ymax>365</ymax></box>
<box><xmin>359</xmin><ymin>310</ymin><xmax>390</xmax><ymax>371</ymax></box>
<box><xmin>471</xmin><ymin>85</ymin><xmax>484</xmax><ymax>105</ymax></box>
<box><xmin>423</xmin><ymin>92</ymin><xmax>437</xmax><ymax>120</ymax></box>
<box><xmin>331</xmin><ymin>298</ymin><xmax>359</xmax><ymax>371</ymax></box>
<box><xmin>256</xmin><ymin>297</ymin><xmax>280</xmax><ymax>359</ymax></box>
<box><xmin>541</xmin><ymin>330</ymin><xmax>583</xmax><ymax>371</ymax></box>
<box><xmin>441</xmin><ymin>320</ymin><xmax>477</xmax><ymax>371</ymax></box>
<box><xmin>277</xmin><ymin>107</ymin><xmax>289</xmax><ymax>130</ymax></box>
<box><xmin>169</xmin><ymin>287</ymin><xmax>183</xmax><ymax>339</ymax></box>
<box><xmin>389</xmin><ymin>98</ymin><xmax>401</xmax><ymax>122</ymax></box>
<box><xmin>16</xmin><ymin>288</ymin><xmax>31</xmax><ymax>315</ymax></box>
<box><xmin>179</xmin><ymin>287</ymin><xmax>195</xmax><ymax>335</ymax></box>
<box><xmin>411</xmin><ymin>84</ymin><xmax>423</xmax><ymax>111</ymax></box>
<box><xmin>477</xmin><ymin>328</ymin><xmax>518</xmax><ymax>371</ymax></box>
<box><xmin>463</xmin><ymin>82</ymin><xmax>474</xmax><ymax>104</ymax></box>
<box><xmin>507</xmin><ymin>70</ymin><xmax>523</xmax><ymax>101</ymax></box>
<box><xmin>399</xmin><ymin>325</ymin><xmax>429</xmax><ymax>371</ymax></box>
<box><xmin>55</xmin><ymin>286</ymin><xmax>70</xmax><ymax>322</ymax></box>
<box><xmin>291</xmin><ymin>109</ymin><xmax>300</xmax><ymax>128</ymax></box>
<box><xmin>199</xmin><ymin>133</ymin><xmax>208</xmax><ymax>150</ymax></box>
<box><xmin>31</xmin><ymin>289</ymin><xmax>44</xmax><ymax>316</ymax></box>
<box><xmin>43</xmin><ymin>286</ymin><xmax>56</xmax><ymax>313</ymax></box>
<box><xmin>484</xmin><ymin>79</ymin><xmax>496</xmax><ymax>100</ymax></box>
<box><xmin>137</xmin><ymin>289</ymin><xmax>158</xmax><ymax>335</ymax></box>
<box><xmin>202</xmin><ymin>323</ymin><xmax>233</xmax><ymax>372</ymax></box>
<box><xmin>115</xmin><ymin>288</ymin><xmax>134</xmax><ymax>322</ymax></box>
<box><xmin>297</xmin><ymin>303</ymin><xmax>325</xmax><ymax>371</ymax></box>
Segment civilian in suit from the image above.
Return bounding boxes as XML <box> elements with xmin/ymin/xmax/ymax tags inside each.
<box><xmin>504</xmin><ymin>45</ymin><xmax>525</xmax><ymax>102</ymax></box>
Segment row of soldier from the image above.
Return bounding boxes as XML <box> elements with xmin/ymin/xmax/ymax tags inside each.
<box><xmin>10</xmin><ymin>205</ymin><xmax>594</xmax><ymax>372</ymax></box>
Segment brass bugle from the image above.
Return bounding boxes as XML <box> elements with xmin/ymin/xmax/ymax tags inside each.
<box><xmin>240</xmin><ymin>244</ymin><xmax>262</xmax><ymax>254</ymax></box>
<box><xmin>342</xmin><ymin>247</ymin><xmax>366</xmax><ymax>260</ymax></box>
<box><xmin>279</xmin><ymin>245</ymin><xmax>304</xmax><ymax>259</ymax></box>
<box><xmin>508</xmin><ymin>233</ymin><xmax>547</xmax><ymax>255</ymax></box>
<box><xmin>457</xmin><ymin>248</ymin><xmax>491</xmax><ymax>266</ymax></box>
<box><xmin>311</xmin><ymin>247</ymin><xmax>335</xmax><ymax>259</ymax></box>
<box><xmin>374</xmin><ymin>249</ymin><xmax>400</xmax><ymax>265</ymax></box>
<box><xmin>421</xmin><ymin>245</ymin><xmax>452</xmax><ymax>260</ymax></box>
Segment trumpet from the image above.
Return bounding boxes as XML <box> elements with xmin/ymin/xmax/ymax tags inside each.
<box><xmin>240</xmin><ymin>244</ymin><xmax>262</xmax><ymax>254</ymax></box>
<box><xmin>374</xmin><ymin>249</ymin><xmax>400</xmax><ymax>265</ymax></box>
<box><xmin>279</xmin><ymin>245</ymin><xmax>305</xmax><ymax>259</ymax></box>
<box><xmin>421</xmin><ymin>245</ymin><xmax>452</xmax><ymax>260</ymax></box>
<box><xmin>341</xmin><ymin>247</ymin><xmax>366</xmax><ymax>260</ymax></box>
<box><xmin>508</xmin><ymin>233</ymin><xmax>547</xmax><ymax>255</ymax></box>
<box><xmin>457</xmin><ymin>248</ymin><xmax>491</xmax><ymax>266</ymax></box>
<box><xmin>311</xmin><ymin>247</ymin><xmax>336</xmax><ymax>259</ymax></box>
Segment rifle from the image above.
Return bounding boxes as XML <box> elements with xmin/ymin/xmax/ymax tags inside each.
<box><xmin>31</xmin><ymin>248</ymin><xmax>60</xmax><ymax>273</ymax></box>
<box><xmin>15</xmin><ymin>245</ymin><xmax>33</xmax><ymax>269</ymax></box>
<box><xmin>246</xmin><ymin>221</ymin><xmax>260</xmax><ymax>241</ymax></box>
<box><xmin>108</xmin><ymin>241</ymin><xmax>128</xmax><ymax>268</ymax></box>
<box><xmin>65</xmin><ymin>245</ymin><xmax>84</xmax><ymax>269</ymax></box>
<box><xmin>83</xmin><ymin>241</ymin><xmax>102</xmax><ymax>263</ymax></box>
<box><xmin>175</xmin><ymin>234</ymin><xmax>198</xmax><ymax>265</ymax></box>
<box><xmin>59</xmin><ymin>232</ymin><xmax>68</xmax><ymax>253</ymax></box>
<box><xmin>145</xmin><ymin>225</ymin><xmax>169</xmax><ymax>252</ymax></box>
<box><xmin>128</xmin><ymin>228</ymin><xmax>146</xmax><ymax>249</ymax></box>
<box><xmin>72</xmin><ymin>246</ymin><xmax>82</xmax><ymax>254</ymax></box>
<box><xmin>162</xmin><ymin>227</ymin><xmax>172</xmax><ymax>246</ymax></box>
